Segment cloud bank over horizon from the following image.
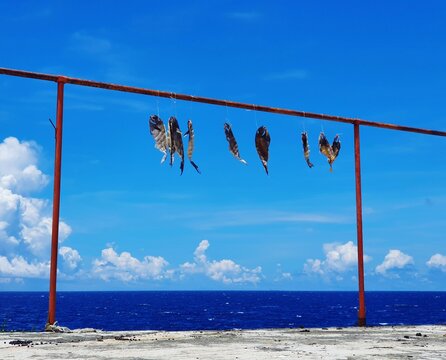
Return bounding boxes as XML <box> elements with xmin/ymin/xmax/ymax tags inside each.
<box><xmin>0</xmin><ymin>137</ymin><xmax>444</xmax><ymax>290</ymax></box>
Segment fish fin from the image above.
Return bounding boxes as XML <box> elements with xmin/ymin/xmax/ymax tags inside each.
<box><xmin>184</xmin><ymin>130</ymin><xmax>190</xmax><ymax>137</ymax></box>
<box><xmin>160</xmin><ymin>152</ymin><xmax>167</xmax><ymax>164</ymax></box>
<box><xmin>180</xmin><ymin>159</ymin><xmax>184</xmax><ymax>175</ymax></box>
<box><xmin>239</xmin><ymin>158</ymin><xmax>248</xmax><ymax>165</ymax></box>
<box><xmin>190</xmin><ymin>160</ymin><xmax>201</xmax><ymax>174</ymax></box>
<box><xmin>306</xmin><ymin>159</ymin><xmax>314</xmax><ymax>168</ymax></box>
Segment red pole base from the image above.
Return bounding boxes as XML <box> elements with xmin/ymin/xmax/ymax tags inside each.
<box><xmin>358</xmin><ymin>317</ymin><xmax>366</xmax><ymax>327</ymax></box>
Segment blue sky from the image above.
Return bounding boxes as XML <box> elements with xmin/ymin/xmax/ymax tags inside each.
<box><xmin>0</xmin><ymin>0</ymin><xmax>445</xmax><ymax>291</ymax></box>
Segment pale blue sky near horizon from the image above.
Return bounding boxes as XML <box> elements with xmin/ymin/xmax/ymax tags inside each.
<box><xmin>0</xmin><ymin>0</ymin><xmax>445</xmax><ymax>291</ymax></box>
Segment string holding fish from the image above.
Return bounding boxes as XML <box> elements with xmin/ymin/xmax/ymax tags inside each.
<box><xmin>184</xmin><ymin>119</ymin><xmax>201</xmax><ymax>174</ymax></box>
<box><xmin>156</xmin><ymin>99</ymin><xmax>160</xmax><ymax>117</ymax></box>
<box><xmin>254</xmin><ymin>105</ymin><xmax>259</xmax><ymax>129</ymax></box>
<box><xmin>255</xmin><ymin>125</ymin><xmax>271</xmax><ymax>175</ymax></box>
<box><xmin>170</xmin><ymin>92</ymin><xmax>178</xmax><ymax>118</ymax></box>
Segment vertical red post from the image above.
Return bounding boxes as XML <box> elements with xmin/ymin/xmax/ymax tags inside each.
<box><xmin>46</xmin><ymin>78</ymin><xmax>66</xmax><ymax>328</ymax></box>
<box><xmin>354</xmin><ymin>123</ymin><xmax>366</xmax><ymax>326</ymax></box>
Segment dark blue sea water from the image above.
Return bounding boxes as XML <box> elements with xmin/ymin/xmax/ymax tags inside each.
<box><xmin>1</xmin><ymin>291</ymin><xmax>446</xmax><ymax>331</ymax></box>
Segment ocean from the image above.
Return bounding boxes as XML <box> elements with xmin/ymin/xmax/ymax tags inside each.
<box><xmin>1</xmin><ymin>291</ymin><xmax>446</xmax><ymax>332</ymax></box>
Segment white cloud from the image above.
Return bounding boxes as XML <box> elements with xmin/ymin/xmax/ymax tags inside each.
<box><xmin>0</xmin><ymin>255</ymin><xmax>49</xmax><ymax>278</ymax></box>
<box><xmin>0</xmin><ymin>137</ymin><xmax>48</xmax><ymax>193</ymax></box>
<box><xmin>274</xmin><ymin>263</ymin><xmax>293</xmax><ymax>281</ymax></box>
<box><xmin>0</xmin><ymin>220</ymin><xmax>19</xmax><ymax>246</ymax></box>
<box><xmin>426</xmin><ymin>254</ymin><xmax>446</xmax><ymax>272</ymax></box>
<box><xmin>0</xmin><ymin>137</ymin><xmax>72</xmax><ymax>257</ymax></box>
<box><xmin>375</xmin><ymin>249</ymin><xmax>414</xmax><ymax>276</ymax></box>
<box><xmin>304</xmin><ymin>241</ymin><xmax>371</xmax><ymax>278</ymax></box>
<box><xmin>304</xmin><ymin>258</ymin><xmax>324</xmax><ymax>275</ymax></box>
<box><xmin>275</xmin><ymin>272</ymin><xmax>293</xmax><ymax>281</ymax></box>
<box><xmin>180</xmin><ymin>240</ymin><xmax>262</xmax><ymax>284</ymax></box>
<box><xmin>92</xmin><ymin>247</ymin><xmax>170</xmax><ymax>282</ymax></box>
<box><xmin>21</xmin><ymin>215</ymin><xmax>72</xmax><ymax>257</ymax></box>
<box><xmin>59</xmin><ymin>246</ymin><xmax>82</xmax><ymax>270</ymax></box>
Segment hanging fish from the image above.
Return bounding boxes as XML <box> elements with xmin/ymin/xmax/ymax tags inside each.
<box><xmin>301</xmin><ymin>131</ymin><xmax>314</xmax><ymax>168</ymax></box>
<box><xmin>255</xmin><ymin>126</ymin><xmax>270</xmax><ymax>175</ymax></box>
<box><xmin>331</xmin><ymin>135</ymin><xmax>341</xmax><ymax>162</ymax></box>
<box><xmin>167</xmin><ymin>118</ymin><xmax>175</xmax><ymax>166</ymax></box>
<box><xmin>224</xmin><ymin>123</ymin><xmax>247</xmax><ymax>165</ymax></box>
<box><xmin>184</xmin><ymin>119</ymin><xmax>201</xmax><ymax>174</ymax></box>
<box><xmin>168</xmin><ymin>116</ymin><xmax>185</xmax><ymax>175</ymax></box>
<box><xmin>319</xmin><ymin>132</ymin><xmax>340</xmax><ymax>171</ymax></box>
<box><xmin>148</xmin><ymin>115</ymin><xmax>168</xmax><ymax>163</ymax></box>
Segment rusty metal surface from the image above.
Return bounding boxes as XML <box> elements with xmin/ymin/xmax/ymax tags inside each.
<box><xmin>354</xmin><ymin>124</ymin><xmax>366</xmax><ymax>326</ymax></box>
<box><xmin>1</xmin><ymin>67</ymin><xmax>445</xmax><ymax>137</ymax></box>
<box><xmin>47</xmin><ymin>80</ymin><xmax>65</xmax><ymax>327</ymax></box>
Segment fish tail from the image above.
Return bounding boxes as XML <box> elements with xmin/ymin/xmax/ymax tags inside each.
<box><xmin>262</xmin><ymin>161</ymin><xmax>269</xmax><ymax>175</ymax></box>
<box><xmin>306</xmin><ymin>159</ymin><xmax>314</xmax><ymax>168</ymax></box>
<box><xmin>161</xmin><ymin>152</ymin><xmax>167</xmax><ymax>164</ymax></box>
<box><xmin>180</xmin><ymin>159</ymin><xmax>184</xmax><ymax>175</ymax></box>
<box><xmin>190</xmin><ymin>160</ymin><xmax>201</xmax><ymax>174</ymax></box>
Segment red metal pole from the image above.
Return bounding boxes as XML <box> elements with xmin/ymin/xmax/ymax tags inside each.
<box><xmin>354</xmin><ymin>123</ymin><xmax>366</xmax><ymax>326</ymax></box>
<box><xmin>46</xmin><ymin>78</ymin><xmax>66</xmax><ymax>328</ymax></box>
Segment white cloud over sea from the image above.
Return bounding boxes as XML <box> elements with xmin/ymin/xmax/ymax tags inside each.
<box><xmin>375</xmin><ymin>249</ymin><xmax>414</xmax><ymax>277</ymax></box>
<box><xmin>92</xmin><ymin>247</ymin><xmax>171</xmax><ymax>282</ymax></box>
<box><xmin>304</xmin><ymin>241</ymin><xmax>371</xmax><ymax>280</ymax></box>
<box><xmin>90</xmin><ymin>240</ymin><xmax>262</xmax><ymax>285</ymax></box>
<box><xmin>180</xmin><ymin>240</ymin><xmax>262</xmax><ymax>284</ymax></box>
<box><xmin>0</xmin><ymin>137</ymin><xmax>74</xmax><ymax>282</ymax></box>
<box><xmin>426</xmin><ymin>253</ymin><xmax>446</xmax><ymax>272</ymax></box>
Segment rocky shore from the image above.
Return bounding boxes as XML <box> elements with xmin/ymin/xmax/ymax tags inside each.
<box><xmin>1</xmin><ymin>325</ymin><xmax>445</xmax><ymax>359</ymax></box>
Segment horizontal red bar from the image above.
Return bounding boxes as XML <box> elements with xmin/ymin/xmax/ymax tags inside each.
<box><xmin>1</xmin><ymin>67</ymin><xmax>445</xmax><ymax>137</ymax></box>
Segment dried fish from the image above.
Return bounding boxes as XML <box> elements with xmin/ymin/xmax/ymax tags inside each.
<box><xmin>255</xmin><ymin>126</ymin><xmax>271</xmax><ymax>175</ymax></box>
<box><xmin>319</xmin><ymin>132</ymin><xmax>341</xmax><ymax>171</ymax></box>
<box><xmin>224</xmin><ymin>123</ymin><xmax>247</xmax><ymax>165</ymax></box>
<box><xmin>184</xmin><ymin>119</ymin><xmax>201</xmax><ymax>174</ymax></box>
<box><xmin>301</xmin><ymin>132</ymin><xmax>314</xmax><ymax>168</ymax></box>
<box><xmin>331</xmin><ymin>135</ymin><xmax>341</xmax><ymax>161</ymax></box>
<box><xmin>148</xmin><ymin>115</ymin><xmax>167</xmax><ymax>163</ymax></box>
<box><xmin>168</xmin><ymin>116</ymin><xmax>185</xmax><ymax>175</ymax></box>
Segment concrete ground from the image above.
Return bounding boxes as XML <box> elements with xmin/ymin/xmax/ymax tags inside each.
<box><xmin>1</xmin><ymin>325</ymin><xmax>446</xmax><ymax>359</ymax></box>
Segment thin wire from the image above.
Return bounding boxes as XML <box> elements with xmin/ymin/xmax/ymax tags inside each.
<box><xmin>254</xmin><ymin>105</ymin><xmax>259</xmax><ymax>129</ymax></box>
<box><xmin>171</xmin><ymin>92</ymin><xmax>177</xmax><ymax>118</ymax></box>
<box><xmin>156</xmin><ymin>91</ymin><xmax>160</xmax><ymax>117</ymax></box>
